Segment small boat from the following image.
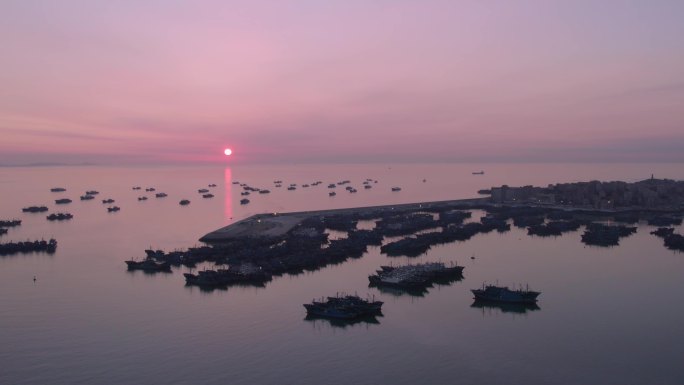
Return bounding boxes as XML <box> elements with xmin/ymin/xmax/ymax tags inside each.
<box><xmin>198</xmin><ymin>188</ymin><xmax>209</xmax><ymax>193</ymax></box>
<box><xmin>55</xmin><ymin>198</ymin><xmax>72</xmax><ymax>204</ymax></box>
<box><xmin>85</xmin><ymin>190</ymin><xmax>99</xmax><ymax>195</ymax></box>
<box><xmin>125</xmin><ymin>258</ymin><xmax>171</xmax><ymax>272</ymax></box>
<box><xmin>202</xmin><ymin>193</ymin><xmax>214</xmax><ymax>198</ymax></box>
<box><xmin>138</xmin><ymin>196</ymin><xmax>148</xmax><ymax>201</ymax></box>
<box><xmin>46</xmin><ymin>213</ymin><xmax>73</xmax><ymax>221</ymax></box>
<box><xmin>132</xmin><ymin>186</ymin><xmax>142</xmax><ymax>190</ymax></box>
<box><xmin>22</xmin><ymin>206</ymin><xmax>49</xmax><ymax>213</ymax></box>
<box><xmin>364</xmin><ymin>185</ymin><xmax>372</xmax><ymax>189</ymax></box>
<box><xmin>329</xmin><ymin>192</ymin><xmax>336</xmax><ymax>196</ymax></box>
<box><xmin>145</xmin><ymin>188</ymin><xmax>156</xmax><ymax>192</ymax></box>
<box><xmin>107</xmin><ymin>206</ymin><xmax>121</xmax><ymax>212</ymax></box>
<box><xmin>50</xmin><ymin>187</ymin><xmax>67</xmax><ymax>192</ymax></box>
<box><xmin>259</xmin><ymin>190</ymin><xmax>270</xmax><ymax>194</ymax></box>
<box><xmin>208</xmin><ymin>184</ymin><xmax>217</xmax><ymax>187</ymax></box>
<box><xmin>241</xmin><ymin>191</ymin><xmax>250</xmax><ymax>196</ymax></box>
<box><xmin>391</xmin><ymin>187</ymin><xmax>401</xmax><ymax>192</ymax></box>
<box><xmin>287</xmin><ymin>186</ymin><xmax>296</xmax><ymax>191</ymax></box>
<box><xmin>472</xmin><ymin>171</ymin><xmax>484</xmax><ymax>175</ymax></box>
<box><xmin>179</xmin><ymin>199</ymin><xmax>190</xmax><ymax>205</ymax></box>
<box><xmin>80</xmin><ymin>195</ymin><xmax>95</xmax><ymax>200</ymax></box>
<box><xmin>471</xmin><ymin>284</ymin><xmax>540</xmax><ymax>304</ymax></box>
<box><xmin>102</xmin><ymin>199</ymin><xmax>115</xmax><ymax>204</ymax></box>
<box><xmin>240</xmin><ymin>198</ymin><xmax>250</xmax><ymax>205</ymax></box>
<box><xmin>155</xmin><ymin>192</ymin><xmax>167</xmax><ymax>198</ymax></box>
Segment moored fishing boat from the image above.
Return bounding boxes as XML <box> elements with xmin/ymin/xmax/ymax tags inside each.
<box><xmin>471</xmin><ymin>284</ymin><xmax>540</xmax><ymax>304</ymax></box>
<box><xmin>303</xmin><ymin>294</ymin><xmax>383</xmax><ymax>319</ymax></box>
<box><xmin>125</xmin><ymin>258</ymin><xmax>171</xmax><ymax>272</ymax></box>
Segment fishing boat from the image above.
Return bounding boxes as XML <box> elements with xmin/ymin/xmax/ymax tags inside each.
<box><xmin>125</xmin><ymin>258</ymin><xmax>171</xmax><ymax>272</ymax></box>
<box><xmin>471</xmin><ymin>284</ymin><xmax>540</xmax><ymax>304</ymax></box>
<box><xmin>303</xmin><ymin>294</ymin><xmax>383</xmax><ymax>320</ymax></box>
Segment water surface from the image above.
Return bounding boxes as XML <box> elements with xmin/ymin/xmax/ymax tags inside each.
<box><xmin>1</xmin><ymin>163</ymin><xmax>683</xmax><ymax>385</ymax></box>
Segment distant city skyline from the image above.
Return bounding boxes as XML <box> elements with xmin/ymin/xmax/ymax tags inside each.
<box><xmin>1</xmin><ymin>0</ymin><xmax>683</xmax><ymax>165</ymax></box>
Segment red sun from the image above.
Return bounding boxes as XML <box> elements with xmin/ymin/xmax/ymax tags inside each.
<box><xmin>224</xmin><ymin>148</ymin><xmax>232</xmax><ymax>156</ymax></box>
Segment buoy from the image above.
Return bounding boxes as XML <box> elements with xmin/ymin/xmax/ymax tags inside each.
<box><xmin>33</xmin><ymin>276</ymin><xmax>36</xmax><ymax>282</ymax></box>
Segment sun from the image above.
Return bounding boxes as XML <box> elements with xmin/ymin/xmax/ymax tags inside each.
<box><xmin>224</xmin><ymin>148</ymin><xmax>232</xmax><ymax>156</ymax></box>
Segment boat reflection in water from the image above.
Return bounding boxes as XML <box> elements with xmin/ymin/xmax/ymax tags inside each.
<box><xmin>371</xmin><ymin>284</ymin><xmax>429</xmax><ymax>298</ymax></box>
<box><xmin>470</xmin><ymin>300</ymin><xmax>541</xmax><ymax>315</ymax></box>
<box><xmin>304</xmin><ymin>314</ymin><xmax>382</xmax><ymax>329</ymax></box>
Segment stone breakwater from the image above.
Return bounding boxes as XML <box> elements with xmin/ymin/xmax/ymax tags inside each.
<box><xmin>200</xmin><ymin>198</ymin><xmax>489</xmax><ymax>241</ymax></box>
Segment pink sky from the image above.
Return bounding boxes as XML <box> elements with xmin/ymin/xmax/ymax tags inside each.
<box><xmin>1</xmin><ymin>1</ymin><xmax>683</xmax><ymax>165</ymax></box>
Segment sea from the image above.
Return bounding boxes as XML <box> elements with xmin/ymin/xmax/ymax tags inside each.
<box><xmin>1</xmin><ymin>163</ymin><xmax>683</xmax><ymax>385</ymax></box>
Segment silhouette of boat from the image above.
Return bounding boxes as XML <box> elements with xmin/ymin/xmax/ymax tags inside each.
<box><xmin>472</xmin><ymin>171</ymin><xmax>484</xmax><ymax>175</ymax></box>
<box><xmin>50</xmin><ymin>187</ymin><xmax>66</xmax><ymax>192</ymax></box>
<box><xmin>202</xmin><ymin>193</ymin><xmax>214</xmax><ymax>198</ymax></box>
<box><xmin>46</xmin><ymin>213</ymin><xmax>73</xmax><ymax>221</ymax></box>
<box><xmin>22</xmin><ymin>206</ymin><xmax>49</xmax><ymax>213</ymax></box>
<box><xmin>55</xmin><ymin>198</ymin><xmax>72</xmax><ymax>204</ymax></box>
<box><xmin>125</xmin><ymin>259</ymin><xmax>171</xmax><ymax>272</ymax></box>
<box><xmin>107</xmin><ymin>206</ymin><xmax>120</xmax><ymax>212</ymax></box>
<box><xmin>102</xmin><ymin>199</ymin><xmax>115</xmax><ymax>204</ymax></box>
<box><xmin>304</xmin><ymin>294</ymin><xmax>383</xmax><ymax>320</ymax></box>
<box><xmin>471</xmin><ymin>284</ymin><xmax>540</xmax><ymax>304</ymax></box>
<box><xmin>391</xmin><ymin>187</ymin><xmax>401</xmax><ymax>191</ymax></box>
<box><xmin>240</xmin><ymin>198</ymin><xmax>250</xmax><ymax>205</ymax></box>
<box><xmin>471</xmin><ymin>300</ymin><xmax>540</xmax><ymax>314</ymax></box>
<box><xmin>179</xmin><ymin>199</ymin><xmax>190</xmax><ymax>205</ymax></box>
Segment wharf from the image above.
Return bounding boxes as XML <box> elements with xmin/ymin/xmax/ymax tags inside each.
<box><xmin>200</xmin><ymin>198</ymin><xmax>489</xmax><ymax>242</ymax></box>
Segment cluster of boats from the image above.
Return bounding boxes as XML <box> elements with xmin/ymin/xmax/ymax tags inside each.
<box><xmin>651</xmin><ymin>227</ymin><xmax>684</xmax><ymax>252</ymax></box>
<box><xmin>369</xmin><ymin>262</ymin><xmax>464</xmax><ymax>290</ymax></box>
<box><xmin>125</xmin><ymin>258</ymin><xmax>171</xmax><ymax>272</ymax></box>
<box><xmin>183</xmin><ymin>263</ymin><xmax>272</xmax><ymax>287</ymax></box>
<box><xmin>581</xmin><ymin>223</ymin><xmax>637</xmax><ymax>246</ymax></box>
<box><xmin>1</xmin><ymin>219</ymin><xmax>19</xmax><ymax>237</ymax></box>
<box><xmin>46</xmin><ymin>213</ymin><xmax>73</xmax><ymax>221</ymax></box>
<box><xmin>0</xmin><ymin>239</ymin><xmax>57</xmax><ymax>255</ymax></box>
<box><xmin>0</xmin><ymin>219</ymin><xmax>21</xmax><ymax>227</ymax></box>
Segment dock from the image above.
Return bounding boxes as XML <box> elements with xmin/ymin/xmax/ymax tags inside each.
<box><xmin>199</xmin><ymin>198</ymin><xmax>489</xmax><ymax>242</ymax></box>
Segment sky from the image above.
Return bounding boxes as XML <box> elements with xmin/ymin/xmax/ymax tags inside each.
<box><xmin>1</xmin><ymin>0</ymin><xmax>683</xmax><ymax>165</ymax></box>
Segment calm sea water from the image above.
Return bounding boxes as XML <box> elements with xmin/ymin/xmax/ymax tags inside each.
<box><xmin>1</xmin><ymin>163</ymin><xmax>683</xmax><ymax>385</ymax></box>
